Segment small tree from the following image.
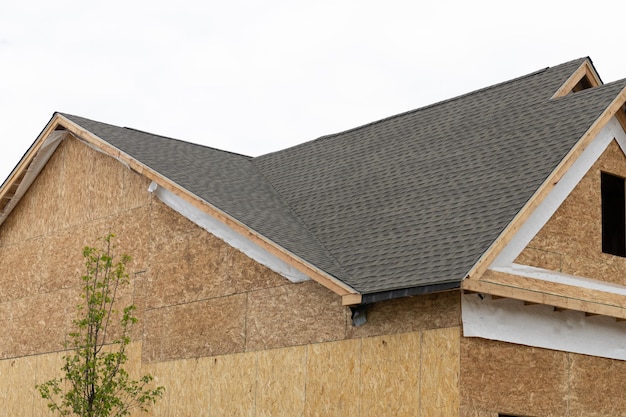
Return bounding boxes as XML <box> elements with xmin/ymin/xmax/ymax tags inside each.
<box><xmin>37</xmin><ymin>234</ymin><xmax>164</xmax><ymax>417</ymax></box>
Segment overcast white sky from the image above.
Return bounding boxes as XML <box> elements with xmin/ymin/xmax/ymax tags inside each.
<box><xmin>1</xmin><ymin>0</ymin><xmax>625</xmax><ymax>183</ymax></box>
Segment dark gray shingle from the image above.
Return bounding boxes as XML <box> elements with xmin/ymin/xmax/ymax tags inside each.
<box><xmin>61</xmin><ymin>57</ymin><xmax>626</xmax><ymax>296</ymax></box>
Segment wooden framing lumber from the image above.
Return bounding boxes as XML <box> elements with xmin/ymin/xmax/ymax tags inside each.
<box><xmin>462</xmin><ymin>271</ymin><xmax>626</xmax><ymax>320</ymax></box>
<box><xmin>341</xmin><ymin>293</ymin><xmax>362</xmax><ymax>306</ymax></box>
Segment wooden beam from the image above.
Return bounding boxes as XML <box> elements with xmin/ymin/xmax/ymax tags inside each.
<box><xmin>342</xmin><ymin>293</ymin><xmax>363</xmax><ymax>306</ymax></box>
<box><xmin>462</xmin><ymin>273</ymin><xmax>626</xmax><ymax>320</ymax></box>
<box><xmin>615</xmin><ymin>105</ymin><xmax>626</xmax><ymax>133</ymax></box>
<box><xmin>55</xmin><ymin>115</ymin><xmax>360</xmax><ymax>300</ymax></box>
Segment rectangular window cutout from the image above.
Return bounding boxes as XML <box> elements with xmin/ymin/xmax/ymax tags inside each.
<box><xmin>601</xmin><ymin>172</ymin><xmax>626</xmax><ymax>257</ymax></box>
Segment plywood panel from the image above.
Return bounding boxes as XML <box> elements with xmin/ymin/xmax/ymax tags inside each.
<box><xmin>147</xmin><ymin>208</ymin><xmax>286</xmax><ymax>310</ymax></box>
<box><xmin>88</xmin><ymin>143</ymin><xmax>126</xmax><ymax>220</ymax></box>
<box><xmin>220</xmin><ymin>240</ymin><xmax>288</xmax><ymax>294</ymax></box>
<box><xmin>360</xmin><ymin>332</ymin><xmax>421</xmax><ymax>417</ymax></box>
<box><xmin>420</xmin><ymin>327</ymin><xmax>460</xmax><ymax>416</ymax></box>
<box><xmin>1</xmin><ymin>137</ymin><xmax>149</xmax><ymax>247</ymax></box>
<box><xmin>0</xmin><ymin>355</ymin><xmax>37</xmax><ymax>416</ymax></box>
<box><xmin>514</xmin><ymin>246</ymin><xmax>562</xmax><ymax>272</ymax></box>
<box><xmin>122</xmin><ymin>168</ymin><xmax>152</xmax><ymax>210</ymax></box>
<box><xmin>0</xmin><ymin>137</ymin><xmax>69</xmax><ymax>244</ymax></box>
<box><xmin>256</xmin><ymin>346</ymin><xmax>306</xmax><ymax>417</ymax></box>
<box><xmin>568</xmin><ymin>352</ymin><xmax>626</xmax><ymax>416</ymax></box>
<box><xmin>57</xmin><ymin>138</ymin><xmax>94</xmax><ymax>230</ymax></box>
<box><xmin>460</xmin><ymin>337</ymin><xmax>568</xmax><ymax>417</ymax></box>
<box><xmin>304</xmin><ymin>338</ymin><xmax>361</xmax><ymax>417</ymax></box>
<box><xmin>150</xmin><ymin>199</ymin><xmax>199</xmax><ymax>238</ymax></box>
<box><xmin>110</xmin><ymin>206</ymin><xmax>151</xmax><ymax>274</ymax></box>
<box><xmin>140</xmin><ymin>360</ymin><xmax>172</xmax><ymax>417</ymax></box>
<box><xmin>561</xmin><ymin>252</ymin><xmax>626</xmax><ymax>287</ymax></box>
<box><xmin>347</xmin><ymin>291</ymin><xmax>460</xmax><ymax>339</ymax></box>
<box><xmin>141</xmin><ymin>355</ymin><xmax>211</xmax><ymax>417</ymax></box>
<box><xmin>32</xmin><ymin>350</ymin><xmax>66</xmax><ymax>416</ymax></box>
<box><xmin>10</xmin><ymin>289</ymin><xmax>71</xmax><ymax>357</ymax></box>
<box><xmin>0</xmin><ymin>238</ymin><xmax>43</xmax><ymax>303</ymax></box>
<box><xmin>143</xmin><ymin>294</ymin><xmax>247</xmax><ymax>362</ymax></box>
<box><xmin>459</xmin><ymin>406</ymin><xmax>498</xmax><ymax>417</ymax></box>
<box><xmin>246</xmin><ymin>281</ymin><xmax>346</xmax><ymax>351</ymax></box>
<box><xmin>147</xmin><ymin>215</ymin><xmax>238</xmax><ymax>309</ymax></box>
<box><xmin>210</xmin><ymin>351</ymin><xmax>257</xmax><ymax>417</ymax></box>
<box><xmin>40</xmin><ymin>223</ymin><xmax>111</xmax><ymax>293</ymax></box>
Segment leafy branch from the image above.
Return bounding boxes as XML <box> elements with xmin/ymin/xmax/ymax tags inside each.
<box><xmin>36</xmin><ymin>234</ymin><xmax>164</xmax><ymax>417</ymax></box>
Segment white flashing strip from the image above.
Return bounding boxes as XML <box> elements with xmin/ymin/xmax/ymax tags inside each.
<box><xmin>492</xmin><ymin>116</ymin><xmax>626</xmax><ymax>267</ymax></box>
<box><xmin>148</xmin><ymin>181</ymin><xmax>310</xmax><ymax>283</ymax></box>
<box><xmin>462</xmin><ymin>293</ymin><xmax>626</xmax><ymax>361</ymax></box>
<box><xmin>492</xmin><ymin>263</ymin><xmax>626</xmax><ymax>296</ymax></box>
<box><xmin>0</xmin><ymin>131</ymin><xmax>66</xmax><ymax>227</ymax></box>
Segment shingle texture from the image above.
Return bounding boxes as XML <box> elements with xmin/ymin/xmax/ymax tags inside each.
<box><xmin>60</xmin><ymin>57</ymin><xmax>626</xmax><ymax>296</ymax></box>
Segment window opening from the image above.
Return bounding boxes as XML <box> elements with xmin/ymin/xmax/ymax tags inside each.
<box><xmin>601</xmin><ymin>172</ymin><xmax>626</xmax><ymax>257</ymax></box>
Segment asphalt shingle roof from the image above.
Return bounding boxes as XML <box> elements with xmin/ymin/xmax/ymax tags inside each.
<box><xmin>60</xmin><ymin>57</ymin><xmax>626</xmax><ymax>296</ymax></box>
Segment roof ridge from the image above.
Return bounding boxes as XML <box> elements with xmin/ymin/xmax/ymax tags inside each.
<box><xmin>257</xmin><ymin>58</ymin><xmax>588</xmax><ymax>159</ymax></box>
<box><xmin>257</xmin><ymin>67</ymin><xmax>554</xmax><ymax>158</ymax></box>
<box><xmin>123</xmin><ymin>126</ymin><xmax>253</xmax><ymax>159</ymax></box>
<box><xmin>58</xmin><ymin>113</ymin><xmax>252</xmax><ymax>159</ymax></box>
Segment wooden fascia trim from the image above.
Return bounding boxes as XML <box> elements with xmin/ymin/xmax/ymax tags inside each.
<box><xmin>462</xmin><ymin>271</ymin><xmax>626</xmax><ymax>320</ymax></box>
<box><xmin>0</xmin><ymin>116</ymin><xmax>62</xmax><ymax>211</ymax></box>
<box><xmin>54</xmin><ymin>115</ymin><xmax>361</xmax><ymax>301</ymax></box>
<box><xmin>465</xmin><ymin>87</ymin><xmax>626</xmax><ymax>283</ymax></box>
<box><xmin>551</xmin><ymin>59</ymin><xmax>602</xmax><ymax>99</ymax></box>
<box><xmin>342</xmin><ymin>293</ymin><xmax>363</xmax><ymax>306</ymax></box>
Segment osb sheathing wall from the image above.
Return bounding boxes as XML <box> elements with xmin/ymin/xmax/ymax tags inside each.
<box><xmin>460</xmin><ymin>337</ymin><xmax>626</xmax><ymax>417</ymax></box>
<box><xmin>0</xmin><ymin>137</ymin><xmax>461</xmax><ymax>415</ymax></box>
<box><xmin>515</xmin><ymin>140</ymin><xmax>626</xmax><ymax>286</ymax></box>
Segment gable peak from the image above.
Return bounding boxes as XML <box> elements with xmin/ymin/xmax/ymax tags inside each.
<box><xmin>552</xmin><ymin>58</ymin><xmax>603</xmax><ymax>98</ymax></box>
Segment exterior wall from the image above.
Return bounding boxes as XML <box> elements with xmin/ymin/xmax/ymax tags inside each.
<box><xmin>467</xmin><ymin>140</ymin><xmax>626</xmax><ymax>416</ymax></box>
<box><xmin>0</xmin><ymin>137</ymin><xmax>461</xmax><ymax>416</ymax></box>
<box><xmin>515</xmin><ymin>140</ymin><xmax>626</xmax><ymax>286</ymax></box>
<box><xmin>460</xmin><ymin>337</ymin><xmax>626</xmax><ymax>417</ymax></box>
